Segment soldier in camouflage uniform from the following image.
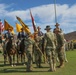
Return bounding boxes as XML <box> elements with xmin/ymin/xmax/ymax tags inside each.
<box><xmin>24</xmin><ymin>33</ymin><xmax>35</xmax><ymax>72</ymax></box>
<box><xmin>34</xmin><ymin>32</ymin><xmax>43</xmax><ymax>68</ymax></box>
<box><xmin>54</xmin><ymin>28</ymin><xmax>65</xmax><ymax>68</ymax></box>
<box><xmin>44</xmin><ymin>25</ymin><xmax>56</xmax><ymax>72</ymax></box>
<box><xmin>53</xmin><ymin>23</ymin><xmax>62</xmax><ymax>33</ymax></box>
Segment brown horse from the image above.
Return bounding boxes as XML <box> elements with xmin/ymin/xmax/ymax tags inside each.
<box><xmin>6</xmin><ymin>38</ymin><xmax>17</xmax><ymax>66</ymax></box>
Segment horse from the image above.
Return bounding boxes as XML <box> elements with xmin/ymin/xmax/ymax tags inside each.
<box><xmin>17</xmin><ymin>39</ymin><xmax>26</xmax><ymax>65</ymax></box>
<box><xmin>6</xmin><ymin>38</ymin><xmax>17</xmax><ymax>66</ymax></box>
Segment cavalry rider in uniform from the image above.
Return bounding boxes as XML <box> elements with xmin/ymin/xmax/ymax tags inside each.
<box><xmin>4</xmin><ymin>28</ymin><xmax>13</xmax><ymax>49</ymax></box>
<box><xmin>17</xmin><ymin>28</ymin><xmax>26</xmax><ymax>54</ymax></box>
<box><xmin>17</xmin><ymin>27</ymin><xmax>26</xmax><ymax>46</ymax></box>
<box><xmin>17</xmin><ymin>28</ymin><xmax>26</xmax><ymax>40</ymax></box>
<box><xmin>3</xmin><ymin>28</ymin><xmax>13</xmax><ymax>65</ymax></box>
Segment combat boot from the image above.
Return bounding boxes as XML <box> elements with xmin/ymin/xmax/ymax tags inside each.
<box><xmin>57</xmin><ymin>60</ymin><xmax>62</xmax><ymax>68</ymax></box>
<box><xmin>53</xmin><ymin>63</ymin><xmax>56</xmax><ymax>72</ymax></box>
<box><xmin>48</xmin><ymin>64</ymin><xmax>54</xmax><ymax>72</ymax></box>
<box><xmin>59</xmin><ymin>61</ymin><xmax>64</xmax><ymax>68</ymax></box>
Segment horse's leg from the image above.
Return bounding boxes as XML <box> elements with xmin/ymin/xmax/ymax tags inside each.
<box><xmin>21</xmin><ymin>54</ymin><xmax>23</xmax><ymax>64</ymax></box>
<box><xmin>22</xmin><ymin>53</ymin><xmax>26</xmax><ymax>65</ymax></box>
<box><xmin>8</xmin><ymin>54</ymin><xmax>12</xmax><ymax>66</ymax></box>
<box><xmin>13</xmin><ymin>54</ymin><xmax>16</xmax><ymax>66</ymax></box>
<box><xmin>4</xmin><ymin>54</ymin><xmax>7</xmax><ymax>65</ymax></box>
<box><xmin>21</xmin><ymin>53</ymin><xmax>25</xmax><ymax>65</ymax></box>
<box><xmin>17</xmin><ymin>52</ymin><xmax>19</xmax><ymax>64</ymax></box>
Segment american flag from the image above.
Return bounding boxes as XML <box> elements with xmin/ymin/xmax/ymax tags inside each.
<box><xmin>0</xmin><ymin>19</ymin><xmax>4</xmax><ymax>33</ymax></box>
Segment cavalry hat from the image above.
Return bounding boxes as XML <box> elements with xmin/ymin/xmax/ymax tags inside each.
<box><xmin>21</xmin><ymin>28</ymin><xmax>24</xmax><ymax>30</ymax></box>
<box><xmin>37</xmin><ymin>26</ymin><xmax>41</xmax><ymax>29</ymax></box>
<box><xmin>55</xmin><ymin>23</ymin><xmax>60</xmax><ymax>26</ymax></box>
<box><xmin>44</xmin><ymin>25</ymin><xmax>51</xmax><ymax>30</ymax></box>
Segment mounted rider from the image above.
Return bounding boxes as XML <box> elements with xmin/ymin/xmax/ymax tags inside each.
<box><xmin>4</xmin><ymin>28</ymin><xmax>13</xmax><ymax>46</ymax></box>
<box><xmin>17</xmin><ymin>28</ymin><xmax>26</xmax><ymax>40</ymax></box>
<box><xmin>17</xmin><ymin>28</ymin><xmax>26</xmax><ymax>54</ymax></box>
<box><xmin>3</xmin><ymin>28</ymin><xmax>14</xmax><ymax>57</ymax></box>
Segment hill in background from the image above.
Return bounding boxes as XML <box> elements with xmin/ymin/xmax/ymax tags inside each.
<box><xmin>64</xmin><ymin>31</ymin><xmax>76</xmax><ymax>41</ymax></box>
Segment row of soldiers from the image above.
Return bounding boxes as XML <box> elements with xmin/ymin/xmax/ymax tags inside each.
<box><xmin>0</xmin><ymin>23</ymin><xmax>67</xmax><ymax>72</ymax></box>
<box><xmin>65</xmin><ymin>40</ymin><xmax>74</xmax><ymax>51</ymax></box>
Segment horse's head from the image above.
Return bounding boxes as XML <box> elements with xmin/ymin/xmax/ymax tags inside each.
<box><xmin>6</xmin><ymin>38</ymin><xmax>17</xmax><ymax>55</ymax></box>
<box><xmin>8</xmin><ymin>37</ymin><xmax>17</xmax><ymax>49</ymax></box>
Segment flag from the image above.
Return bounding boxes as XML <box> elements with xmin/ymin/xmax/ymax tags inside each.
<box><xmin>0</xmin><ymin>19</ymin><xmax>4</xmax><ymax>33</ymax></box>
<box><xmin>30</xmin><ymin>10</ymin><xmax>37</xmax><ymax>32</ymax></box>
<box><xmin>11</xmin><ymin>30</ymin><xmax>15</xmax><ymax>34</ymax></box>
<box><xmin>16</xmin><ymin>16</ymin><xmax>31</xmax><ymax>34</ymax></box>
<box><xmin>16</xmin><ymin>23</ymin><xmax>22</xmax><ymax>32</ymax></box>
<box><xmin>4</xmin><ymin>20</ymin><xmax>14</xmax><ymax>31</ymax></box>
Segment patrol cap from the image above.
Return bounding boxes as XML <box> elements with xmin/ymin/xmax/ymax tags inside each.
<box><xmin>55</xmin><ymin>23</ymin><xmax>60</xmax><ymax>26</ymax></box>
<box><xmin>44</xmin><ymin>25</ymin><xmax>51</xmax><ymax>30</ymax></box>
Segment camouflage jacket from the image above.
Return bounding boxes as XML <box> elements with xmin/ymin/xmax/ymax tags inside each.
<box><xmin>34</xmin><ymin>36</ymin><xmax>43</xmax><ymax>50</ymax></box>
<box><xmin>56</xmin><ymin>33</ymin><xmax>65</xmax><ymax>47</ymax></box>
<box><xmin>44</xmin><ymin>31</ymin><xmax>56</xmax><ymax>50</ymax></box>
<box><xmin>24</xmin><ymin>37</ymin><xmax>35</xmax><ymax>52</ymax></box>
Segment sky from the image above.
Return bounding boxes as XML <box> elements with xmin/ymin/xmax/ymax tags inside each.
<box><xmin>0</xmin><ymin>0</ymin><xmax>76</xmax><ymax>34</ymax></box>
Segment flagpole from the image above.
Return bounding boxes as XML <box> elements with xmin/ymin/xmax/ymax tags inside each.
<box><xmin>54</xmin><ymin>0</ymin><xmax>57</xmax><ymax>23</ymax></box>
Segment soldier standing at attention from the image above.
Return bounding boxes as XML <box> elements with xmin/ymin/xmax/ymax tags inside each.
<box><xmin>53</xmin><ymin>23</ymin><xmax>62</xmax><ymax>33</ymax></box>
<box><xmin>44</xmin><ymin>25</ymin><xmax>56</xmax><ymax>72</ymax></box>
<box><xmin>24</xmin><ymin>33</ymin><xmax>35</xmax><ymax>72</ymax></box>
<box><xmin>54</xmin><ymin>28</ymin><xmax>65</xmax><ymax>68</ymax></box>
<box><xmin>34</xmin><ymin>32</ymin><xmax>43</xmax><ymax>68</ymax></box>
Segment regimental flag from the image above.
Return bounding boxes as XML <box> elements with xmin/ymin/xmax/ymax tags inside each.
<box><xmin>4</xmin><ymin>20</ymin><xmax>14</xmax><ymax>31</ymax></box>
<box><xmin>30</xmin><ymin>10</ymin><xmax>37</xmax><ymax>32</ymax></box>
<box><xmin>16</xmin><ymin>16</ymin><xmax>31</xmax><ymax>34</ymax></box>
<box><xmin>11</xmin><ymin>30</ymin><xmax>15</xmax><ymax>34</ymax></box>
<box><xmin>0</xmin><ymin>19</ymin><xmax>4</xmax><ymax>33</ymax></box>
<box><xmin>16</xmin><ymin>23</ymin><xmax>22</xmax><ymax>32</ymax></box>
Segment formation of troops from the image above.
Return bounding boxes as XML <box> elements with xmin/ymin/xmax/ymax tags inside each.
<box><xmin>0</xmin><ymin>22</ymin><xmax>73</xmax><ymax>72</ymax></box>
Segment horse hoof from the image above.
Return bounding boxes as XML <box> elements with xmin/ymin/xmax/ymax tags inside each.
<box><xmin>23</xmin><ymin>64</ymin><xmax>25</xmax><ymax>65</ymax></box>
<box><xmin>11</xmin><ymin>65</ymin><xmax>13</xmax><ymax>67</ymax></box>
<box><xmin>14</xmin><ymin>65</ymin><xmax>16</xmax><ymax>66</ymax></box>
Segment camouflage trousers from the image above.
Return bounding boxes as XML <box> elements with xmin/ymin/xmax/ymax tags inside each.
<box><xmin>56</xmin><ymin>47</ymin><xmax>65</xmax><ymax>62</ymax></box>
<box><xmin>26</xmin><ymin>51</ymin><xmax>33</xmax><ymax>71</ymax></box>
<box><xmin>34</xmin><ymin>50</ymin><xmax>42</xmax><ymax>67</ymax></box>
<box><xmin>45</xmin><ymin>48</ymin><xmax>56</xmax><ymax>71</ymax></box>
